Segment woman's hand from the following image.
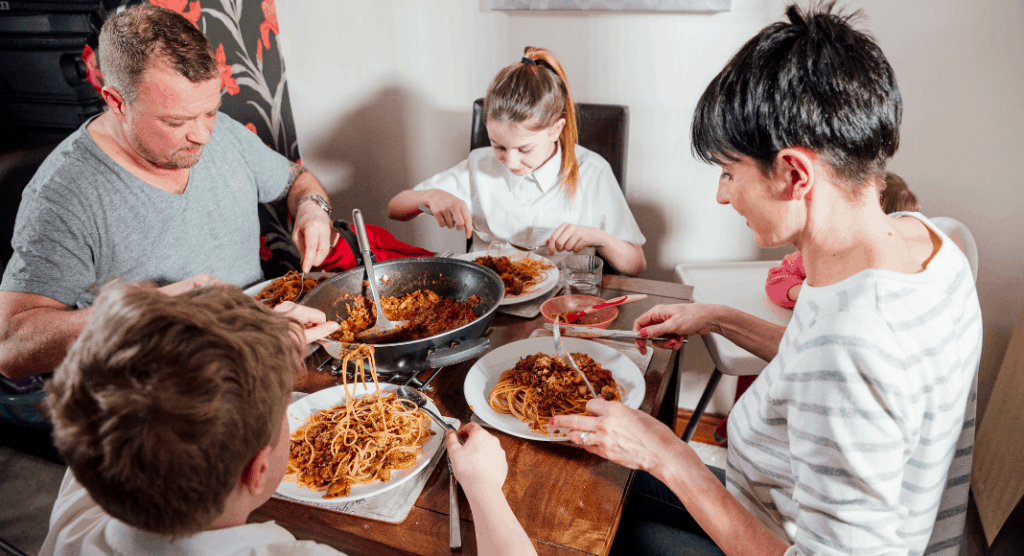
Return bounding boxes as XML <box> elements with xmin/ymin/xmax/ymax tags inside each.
<box><xmin>423</xmin><ymin>190</ymin><xmax>473</xmax><ymax>239</ymax></box>
<box><xmin>549</xmin><ymin>398</ymin><xmax>684</xmax><ymax>475</ymax></box>
<box><xmin>272</xmin><ymin>301</ymin><xmax>339</xmax><ymax>344</ymax></box>
<box><xmin>446</xmin><ymin>423</ymin><xmax>507</xmax><ymax>494</ymax></box>
<box><xmin>632</xmin><ymin>303</ymin><xmax>710</xmax><ymax>354</ymax></box>
<box><xmin>545</xmin><ymin>223</ymin><xmax>603</xmax><ymax>255</ymax></box>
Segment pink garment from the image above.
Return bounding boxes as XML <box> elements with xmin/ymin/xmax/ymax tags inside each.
<box><xmin>765</xmin><ymin>251</ymin><xmax>805</xmax><ymax>309</ymax></box>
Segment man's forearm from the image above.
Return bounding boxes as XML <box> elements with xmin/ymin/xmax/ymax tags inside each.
<box><xmin>0</xmin><ymin>302</ymin><xmax>91</xmax><ymax>380</ymax></box>
<box><xmin>285</xmin><ymin>163</ymin><xmax>330</xmax><ymax>217</ymax></box>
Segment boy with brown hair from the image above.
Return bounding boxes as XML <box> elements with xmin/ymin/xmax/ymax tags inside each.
<box><xmin>40</xmin><ymin>283</ymin><xmax>534</xmax><ymax>556</ymax></box>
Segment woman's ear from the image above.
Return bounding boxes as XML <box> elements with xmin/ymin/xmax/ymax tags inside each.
<box><xmin>776</xmin><ymin>147</ymin><xmax>815</xmax><ymax>201</ymax></box>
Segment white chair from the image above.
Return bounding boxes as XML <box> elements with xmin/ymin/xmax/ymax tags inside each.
<box><xmin>674</xmin><ymin>261</ymin><xmax>793</xmax><ymax>442</ymax></box>
<box><xmin>930</xmin><ymin>216</ymin><xmax>979</xmax><ymax>283</ymax></box>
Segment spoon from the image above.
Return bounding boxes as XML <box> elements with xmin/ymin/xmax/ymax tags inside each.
<box><xmin>396</xmin><ymin>379</ymin><xmax>465</xmax><ymax>552</ymax></box>
<box><xmin>315</xmin><ymin>338</ymin><xmax>356</xmax><ymax>360</ymax></box>
<box><xmin>561</xmin><ymin>294</ymin><xmax>647</xmax><ymax>324</ymax></box>
<box><xmin>395</xmin><ymin>386</ymin><xmax>465</xmax><ymax>445</ymax></box>
<box><xmin>351</xmin><ymin>209</ymin><xmax>410</xmax><ymax>343</ymax></box>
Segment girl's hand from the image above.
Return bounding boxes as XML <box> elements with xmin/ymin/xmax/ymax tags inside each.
<box><xmin>423</xmin><ymin>190</ymin><xmax>473</xmax><ymax>239</ymax></box>
<box><xmin>632</xmin><ymin>303</ymin><xmax>709</xmax><ymax>354</ymax></box>
<box><xmin>545</xmin><ymin>223</ymin><xmax>602</xmax><ymax>255</ymax></box>
<box><xmin>548</xmin><ymin>398</ymin><xmax>683</xmax><ymax>475</ymax></box>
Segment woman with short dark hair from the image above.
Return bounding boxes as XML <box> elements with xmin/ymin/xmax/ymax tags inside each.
<box><xmin>552</xmin><ymin>4</ymin><xmax>982</xmax><ymax>556</ymax></box>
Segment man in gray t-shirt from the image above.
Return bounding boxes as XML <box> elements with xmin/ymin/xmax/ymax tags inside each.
<box><xmin>0</xmin><ymin>5</ymin><xmax>337</xmax><ymax>382</ymax></box>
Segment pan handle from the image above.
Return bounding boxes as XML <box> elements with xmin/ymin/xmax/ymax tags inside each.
<box><xmin>426</xmin><ymin>338</ymin><xmax>490</xmax><ymax>368</ymax></box>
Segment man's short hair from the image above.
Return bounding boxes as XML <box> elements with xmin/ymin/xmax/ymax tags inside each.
<box><xmin>98</xmin><ymin>4</ymin><xmax>218</xmax><ymax>104</ymax></box>
<box><xmin>691</xmin><ymin>1</ymin><xmax>901</xmax><ymax>186</ymax></box>
<box><xmin>46</xmin><ymin>282</ymin><xmax>302</xmax><ymax>535</ymax></box>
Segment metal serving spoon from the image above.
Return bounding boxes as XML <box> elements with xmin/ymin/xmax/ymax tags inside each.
<box><xmin>352</xmin><ymin>209</ymin><xmax>410</xmax><ymax>344</ymax></box>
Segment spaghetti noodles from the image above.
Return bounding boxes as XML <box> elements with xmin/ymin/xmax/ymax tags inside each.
<box><xmin>285</xmin><ymin>345</ymin><xmax>432</xmax><ymax>498</ymax></box>
<box><xmin>488</xmin><ymin>351</ymin><xmax>623</xmax><ymax>434</ymax></box>
<box><xmin>254</xmin><ymin>271</ymin><xmax>326</xmax><ymax>308</ymax></box>
<box><xmin>473</xmin><ymin>243</ymin><xmax>551</xmax><ymax>296</ymax></box>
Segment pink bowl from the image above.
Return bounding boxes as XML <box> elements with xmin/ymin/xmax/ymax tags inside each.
<box><xmin>540</xmin><ymin>295</ymin><xmax>618</xmax><ymax>329</ymax></box>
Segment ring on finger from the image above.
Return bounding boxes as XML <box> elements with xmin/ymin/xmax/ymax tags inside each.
<box><xmin>581</xmin><ymin>430</ymin><xmax>592</xmax><ymax>446</ymax></box>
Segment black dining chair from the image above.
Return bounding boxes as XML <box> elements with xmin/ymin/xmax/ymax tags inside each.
<box><xmin>988</xmin><ymin>491</ymin><xmax>1024</xmax><ymax>556</ymax></box>
<box><xmin>466</xmin><ymin>98</ymin><xmax>630</xmax><ymax>273</ymax></box>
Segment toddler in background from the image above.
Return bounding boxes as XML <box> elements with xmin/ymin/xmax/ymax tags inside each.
<box><xmin>765</xmin><ymin>172</ymin><xmax>919</xmax><ymax>309</ymax></box>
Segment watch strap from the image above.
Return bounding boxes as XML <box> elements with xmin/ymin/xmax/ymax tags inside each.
<box><xmin>298</xmin><ymin>194</ymin><xmax>332</xmax><ymax>216</ymax></box>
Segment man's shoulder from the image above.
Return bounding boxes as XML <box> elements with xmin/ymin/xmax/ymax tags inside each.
<box><xmin>24</xmin><ymin>130</ymin><xmax>104</xmax><ymax>204</ymax></box>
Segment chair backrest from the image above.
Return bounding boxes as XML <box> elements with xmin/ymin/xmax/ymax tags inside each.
<box><xmin>470</xmin><ymin>98</ymin><xmax>629</xmax><ymax>191</ymax></box>
<box><xmin>930</xmin><ymin>216</ymin><xmax>978</xmax><ymax>283</ymax></box>
<box><xmin>0</xmin><ymin>142</ymin><xmax>59</xmax><ymax>268</ymax></box>
<box><xmin>988</xmin><ymin>484</ymin><xmax>1024</xmax><ymax>556</ymax></box>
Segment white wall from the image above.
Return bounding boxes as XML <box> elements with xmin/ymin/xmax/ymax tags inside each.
<box><xmin>277</xmin><ymin>0</ymin><xmax>1024</xmax><ymax>421</ymax></box>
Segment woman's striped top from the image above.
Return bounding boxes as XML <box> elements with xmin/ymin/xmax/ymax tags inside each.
<box><xmin>728</xmin><ymin>214</ymin><xmax>983</xmax><ymax>556</ymax></box>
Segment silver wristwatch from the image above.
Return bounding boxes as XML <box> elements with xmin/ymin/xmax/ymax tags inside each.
<box><xmin>298</xmin><ymin>194</ymin><xmax>332</xmax><ymax>217</ymax></box>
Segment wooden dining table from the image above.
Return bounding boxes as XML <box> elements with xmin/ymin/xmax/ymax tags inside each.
<box><xmin>251</xmin><ymin>274</ymin><xmax>694</xmax><ymax>556</ymax></box>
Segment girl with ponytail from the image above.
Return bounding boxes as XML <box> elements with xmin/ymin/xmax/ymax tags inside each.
<box><xmin>388</xmin><ymin>47</ymin><xmax>646</xmax><ymax>275</ymax></box>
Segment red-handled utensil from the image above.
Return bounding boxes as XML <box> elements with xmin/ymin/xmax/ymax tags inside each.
<box><xmin>564</xmin><ymin>294</ymin><xmax>647</xmax><ymax>324</ymax></box>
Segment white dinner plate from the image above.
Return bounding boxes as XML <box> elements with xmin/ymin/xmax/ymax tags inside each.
<box><xmin>453</xmin><ymin>250</ymin><xmax>560</xmax><ymax>305</ymax></box>
<box><xmin>463</xmin><ymin>337</ymin><xmax>645</xmax><ymax>442</ymax></box>
<box><xmin>276</xmin><ymin>382</ymin><xmax>446</xmax><ymax>503</ymax></box>
<box><xmin>243</xmin><ymin>272</ymin><xmax>332</xmax><ymax>301</ymax></box>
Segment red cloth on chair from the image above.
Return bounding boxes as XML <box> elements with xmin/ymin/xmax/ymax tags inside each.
<box><xmin>319</xmin><ymin>223</ymin><xmax>434</xmax><ymax>272</ymax></box>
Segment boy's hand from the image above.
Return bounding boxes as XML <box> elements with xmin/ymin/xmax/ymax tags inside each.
<box><xmin>273</xmin><ymin>301</ymin><xmax>339</xmax><ymax>344</ymax></box>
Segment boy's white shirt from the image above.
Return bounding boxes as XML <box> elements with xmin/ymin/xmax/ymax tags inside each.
<box><xmin>39</xmin><ymin>469</ymin><xmax>345</xmax><ymax>556</ymax></box>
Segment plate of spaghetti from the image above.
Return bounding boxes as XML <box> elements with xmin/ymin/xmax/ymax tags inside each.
<box><xmin>454</xmin><ymin>247</ymin><xmax>559</xmax><ymax>305</ymax></box>
<box><xmin>278</xmin><ymin>346</ymin><xmax>448</xmax><ymax>503</ymax></box>
<box><xmin>463</xmin><ymin>337</ymin><xmax>645</xmax><ymax>441</ymax></box>
<box><xmin>244</xmin><ymin>270</ymin><xmax>330</xmax><ymax>308</ymax></box>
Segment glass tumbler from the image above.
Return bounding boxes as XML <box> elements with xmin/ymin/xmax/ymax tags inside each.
<box><xmin>562</xmin><ymin>255</ymin><xmax>603</xmax><ymax>296</ymax></box>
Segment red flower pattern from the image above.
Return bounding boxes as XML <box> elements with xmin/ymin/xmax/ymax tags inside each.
<box><xmin>215</xmin><ymin>44</ymin><xmax>239</xmax><ymax>95</ymax></box>
<box><xmin>245</xmin><ymin>123</ymin><xmax>258</xmax><ymax>135</ymax></box>
<box><xmin>81</xmin><ymin>45</ymin><xmax>104</xmax><ymax>94</ymax></box>
<box><xmin>151</xmin><ymin>0</ymin><xmax>201</xmax><ymax>26</ymax></box>
<box><xmin>256</xmin><ymin>0</ymin><xmax>279</xmax><ymax>62</ymax></box>
<box><xmin>260</xmin><ymin>236</ymin><xmax>272</xmax><ymax>261</ymax></box>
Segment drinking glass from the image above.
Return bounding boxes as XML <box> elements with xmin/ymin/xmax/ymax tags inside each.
<box><xmin>563</xmin><ymin>255</ymin><xmax>603</xmax><ymax>296</ymax></box>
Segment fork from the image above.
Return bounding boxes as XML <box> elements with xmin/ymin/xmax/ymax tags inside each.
<box><xmin>295</xmin><ymin>270</ymin><xmax>307</xmax><ymax>301</ymax></box>
<box><xmin>551</xmin><ymin>316</ymin><xmax>598</xmax><ymax>399</ymax></box>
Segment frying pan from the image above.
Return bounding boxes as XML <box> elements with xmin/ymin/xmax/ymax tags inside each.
<box><xmin>300</xmin><ymin>257</ymin><xmax>504</xmax><ymax>372</ymax></box>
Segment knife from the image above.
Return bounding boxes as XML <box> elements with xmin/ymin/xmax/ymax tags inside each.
<box><xmin>542</xmin><ymin>323</ymin><xmax>684</xmax><ymax>343</ymax></box>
